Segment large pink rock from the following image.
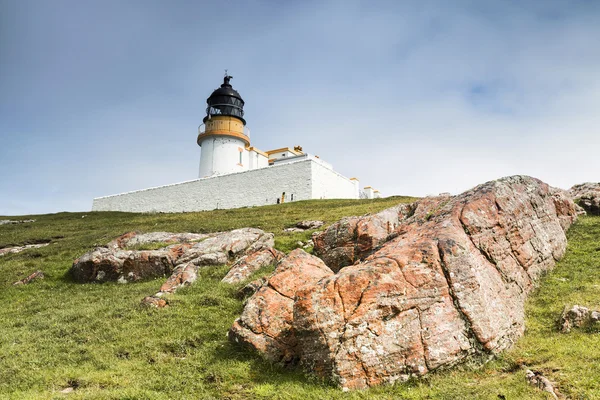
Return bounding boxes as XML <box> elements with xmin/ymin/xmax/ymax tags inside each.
<box><xmin>231</xmin><ymin>176</ymin><xmax>577</xmax><ymax>390</ymax></box>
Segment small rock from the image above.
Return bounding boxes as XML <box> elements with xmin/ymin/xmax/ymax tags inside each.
<box><xmin>302</xmin><ymin>240</ymin><xmax>313</xmax><ymax>249</ymax></box>
<box><xmin>590</xmin><ymin>311</ymin><xmax>600</xmax><ymax>323</ymax></box>
<box><xmin>560</xmin><ymin>305</ymin><xmax>590</xmax><ymax>333</ymax></box>
<box><xmin>60</xmin><ymin>387</ymin><xmax>75</xmax><ymax>394</ymax></box>
<box><xmin>525</xmin><ymin>370</ymin><xmax>559</xmax><ymax>399</ymax></box>
<box><xmin>283</xmin><ymin>227</ymin><xmax>304</xmax><ymax>233</ymax></box>
<box><xmin>141</xmin><ymin>296</ymin><xmax>168</xmax><ymax>308</ymax></box>
<box><xmin>13</xmin><ymin>271</ymin><xmax>44</xmax><ymax>285</ymax></box>
<box><xmin>296</xmin><ymin>220</ymin><xmax>324</xmax><ymax>230</ymax></box>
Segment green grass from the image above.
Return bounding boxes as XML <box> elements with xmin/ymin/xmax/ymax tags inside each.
<box><xmin>0</xmin><ymin>198</ymin><xmax>598</xmax><ymax>399</ymax></box>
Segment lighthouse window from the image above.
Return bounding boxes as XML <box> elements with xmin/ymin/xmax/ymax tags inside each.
<box><xmin>239</xmin><ymin>152</ymin><xmax>243</xmax><ymax>164</ymax></box>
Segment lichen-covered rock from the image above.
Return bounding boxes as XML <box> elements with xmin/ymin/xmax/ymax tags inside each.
<box><xmin>177</xmin><ymin>228</ymin><xmax>274</xmax><ymax>265</ymax></box>
<box><xmin>71</xmin><ymin>228</ymin><xmax>274</xmax><ymax>283</ymax></box>
<box><xmin>72</xmin><ymin>227</ymin><xmax>283</xmax><ymax>310</ymax></box>
<box><xmin>112</xmin><ymin>231</ymin><xmax>209</xmax><ymax>249</ymax></box>
<box><xmin>121</xmin><ymin>251</ymin><xmax>175</xmax><ymax>282</ymax></box>
<box><xmin>296</xmin><ymin>220</ymin><xmax>324</xmax><ymax>230</ymax></box>
<box><xmin>141</xmin><ymin>296</ymin><xmax>168</xmax><ymax>308</ymax></box>
<box><xmin>568</xmin><ymin>182</ymin><xmax>600</xmax><ymax>199</ymax></box>
<box><xmin>221</xmin><ymin>247</ymin><xmax>285</xmax><ymax>284</ymax></box>
<box><xmin>228</xmin><ymin>249</ymin><xmax>333</xmax><ymax>363</ymax></box>
<box><xmin>231</xmin><ymin>176</ymin><xmax>577</xmax><ymax>390</ymax></box>
<box><xmin>71</xmin><ymin>248</ymin><xmax>131</xmax><ymax>282</ymax></box>
<box><xmin>560</xmin><ymin>305</ymin><xmax>591</xmax><ymax>333</ymax></box>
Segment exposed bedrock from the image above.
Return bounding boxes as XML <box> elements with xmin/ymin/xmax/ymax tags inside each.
<box><xmin>230</xmin><ymin>176</ymin><xmax>577</xmax><ymax>390</ymax></box>
<box><xmin>70</xmin><ymin>228</ymin><xmax>275</xmax><ymax>283</ymax></box>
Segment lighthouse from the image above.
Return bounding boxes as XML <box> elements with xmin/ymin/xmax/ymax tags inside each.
<box><xmin>197</xmin><ymin>74</ymin><xmax>252</xmax><ymax>178</ymax></box>
<box><xmin>93</xmin><ymin>74</ymin><xmax>375</xmax><ymax>213</ymax></box>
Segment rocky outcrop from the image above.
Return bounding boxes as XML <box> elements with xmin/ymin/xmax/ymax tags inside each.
<box><xmin>230</xmin><ymin>176</ymin><xmax>577</xmax><ymax>390</ymax></box>
<box><xmin>568</xmin><ymin>182</ymin><xmax>600</xmax><ymax>199</ymax></box>
<box><xmin>71</xmin><ymin>228</ymin><xmax>274</xmax><ymax>283</ymax></box>
<box><xmin>229</xmin><ymin>249</ymin><xmax>334</xmax><ymax>363</ymax></box>
<box><xmin>72</xmin><ymin>228</ymin><xmax>280</xmax><ymax>307</ymax></box>
<box><xmin>569</xmin><ymin>182</ymin><xmax>600</xmax><ymax>215</ymax></box>
<box><xmin>109</xmin><ymin>231</ymin><xmax>209</xmax><ymax>250</ymax></box>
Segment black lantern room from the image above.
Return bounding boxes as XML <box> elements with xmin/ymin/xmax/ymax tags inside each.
<box><xmin>203</xmin><ymin>75</ymin><xmax>246</xmax><ymax>125</ymax></box>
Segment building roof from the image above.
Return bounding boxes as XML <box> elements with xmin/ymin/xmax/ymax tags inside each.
<box><xmin>265</xmin><ymin>147</ymin><xmax>303</xmax><ymax>156</ymax></box>
<box><xmin>203</xmin><ymin>75</ymin><xmax>246</xmax><ymax>124</ymax></box>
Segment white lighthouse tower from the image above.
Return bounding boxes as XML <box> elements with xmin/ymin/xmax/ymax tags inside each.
<box><xmin>197</xmin><ymin>74</ymin><xmax>251</xmax><ymax>178</ymax></box>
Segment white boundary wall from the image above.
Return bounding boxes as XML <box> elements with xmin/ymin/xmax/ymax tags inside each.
<box><xmin>92</xmin><ymin>159</ymin><xmax>358</xmax><ymax>213</ymax></box>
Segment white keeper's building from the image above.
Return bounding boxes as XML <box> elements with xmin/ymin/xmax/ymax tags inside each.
<box><xmin>92</xmin><ymin>75</ymin><xmax>380</xmax><ymax>213</ymax></box>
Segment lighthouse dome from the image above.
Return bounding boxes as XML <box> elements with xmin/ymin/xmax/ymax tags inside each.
<box><xmin>203</xmin><ymin>75</ymin><xmax>245</xmax><ymax>124</ymax></box>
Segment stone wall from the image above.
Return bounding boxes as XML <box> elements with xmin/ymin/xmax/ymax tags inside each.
<box><xmin>92</xmin><ymin>159</ymin><xmax>359</xmax><ymax>213</ymax></box>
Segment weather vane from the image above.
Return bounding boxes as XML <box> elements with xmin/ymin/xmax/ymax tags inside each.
<box><xmin>223</xmin><ymin>69</ymin><xmax>232</xmax><ymax>85</ymax></box>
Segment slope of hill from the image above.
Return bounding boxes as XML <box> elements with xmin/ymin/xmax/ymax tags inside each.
<box><xmin>0</xmin><ymin>197</ymin><xmax>598</xmax><ymax>399</ymax></box>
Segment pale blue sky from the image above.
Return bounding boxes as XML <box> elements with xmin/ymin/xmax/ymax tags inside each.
<box><xmin>1</xmin><ymin>0</ymin><xmax>599</xmax><ymax>215</ymax></box>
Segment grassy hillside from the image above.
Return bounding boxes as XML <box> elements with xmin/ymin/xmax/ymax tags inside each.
<box><xmin>0</xmin><ymin>198</ymin><xmax>598</xmax><ymax>399</ymax></box>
